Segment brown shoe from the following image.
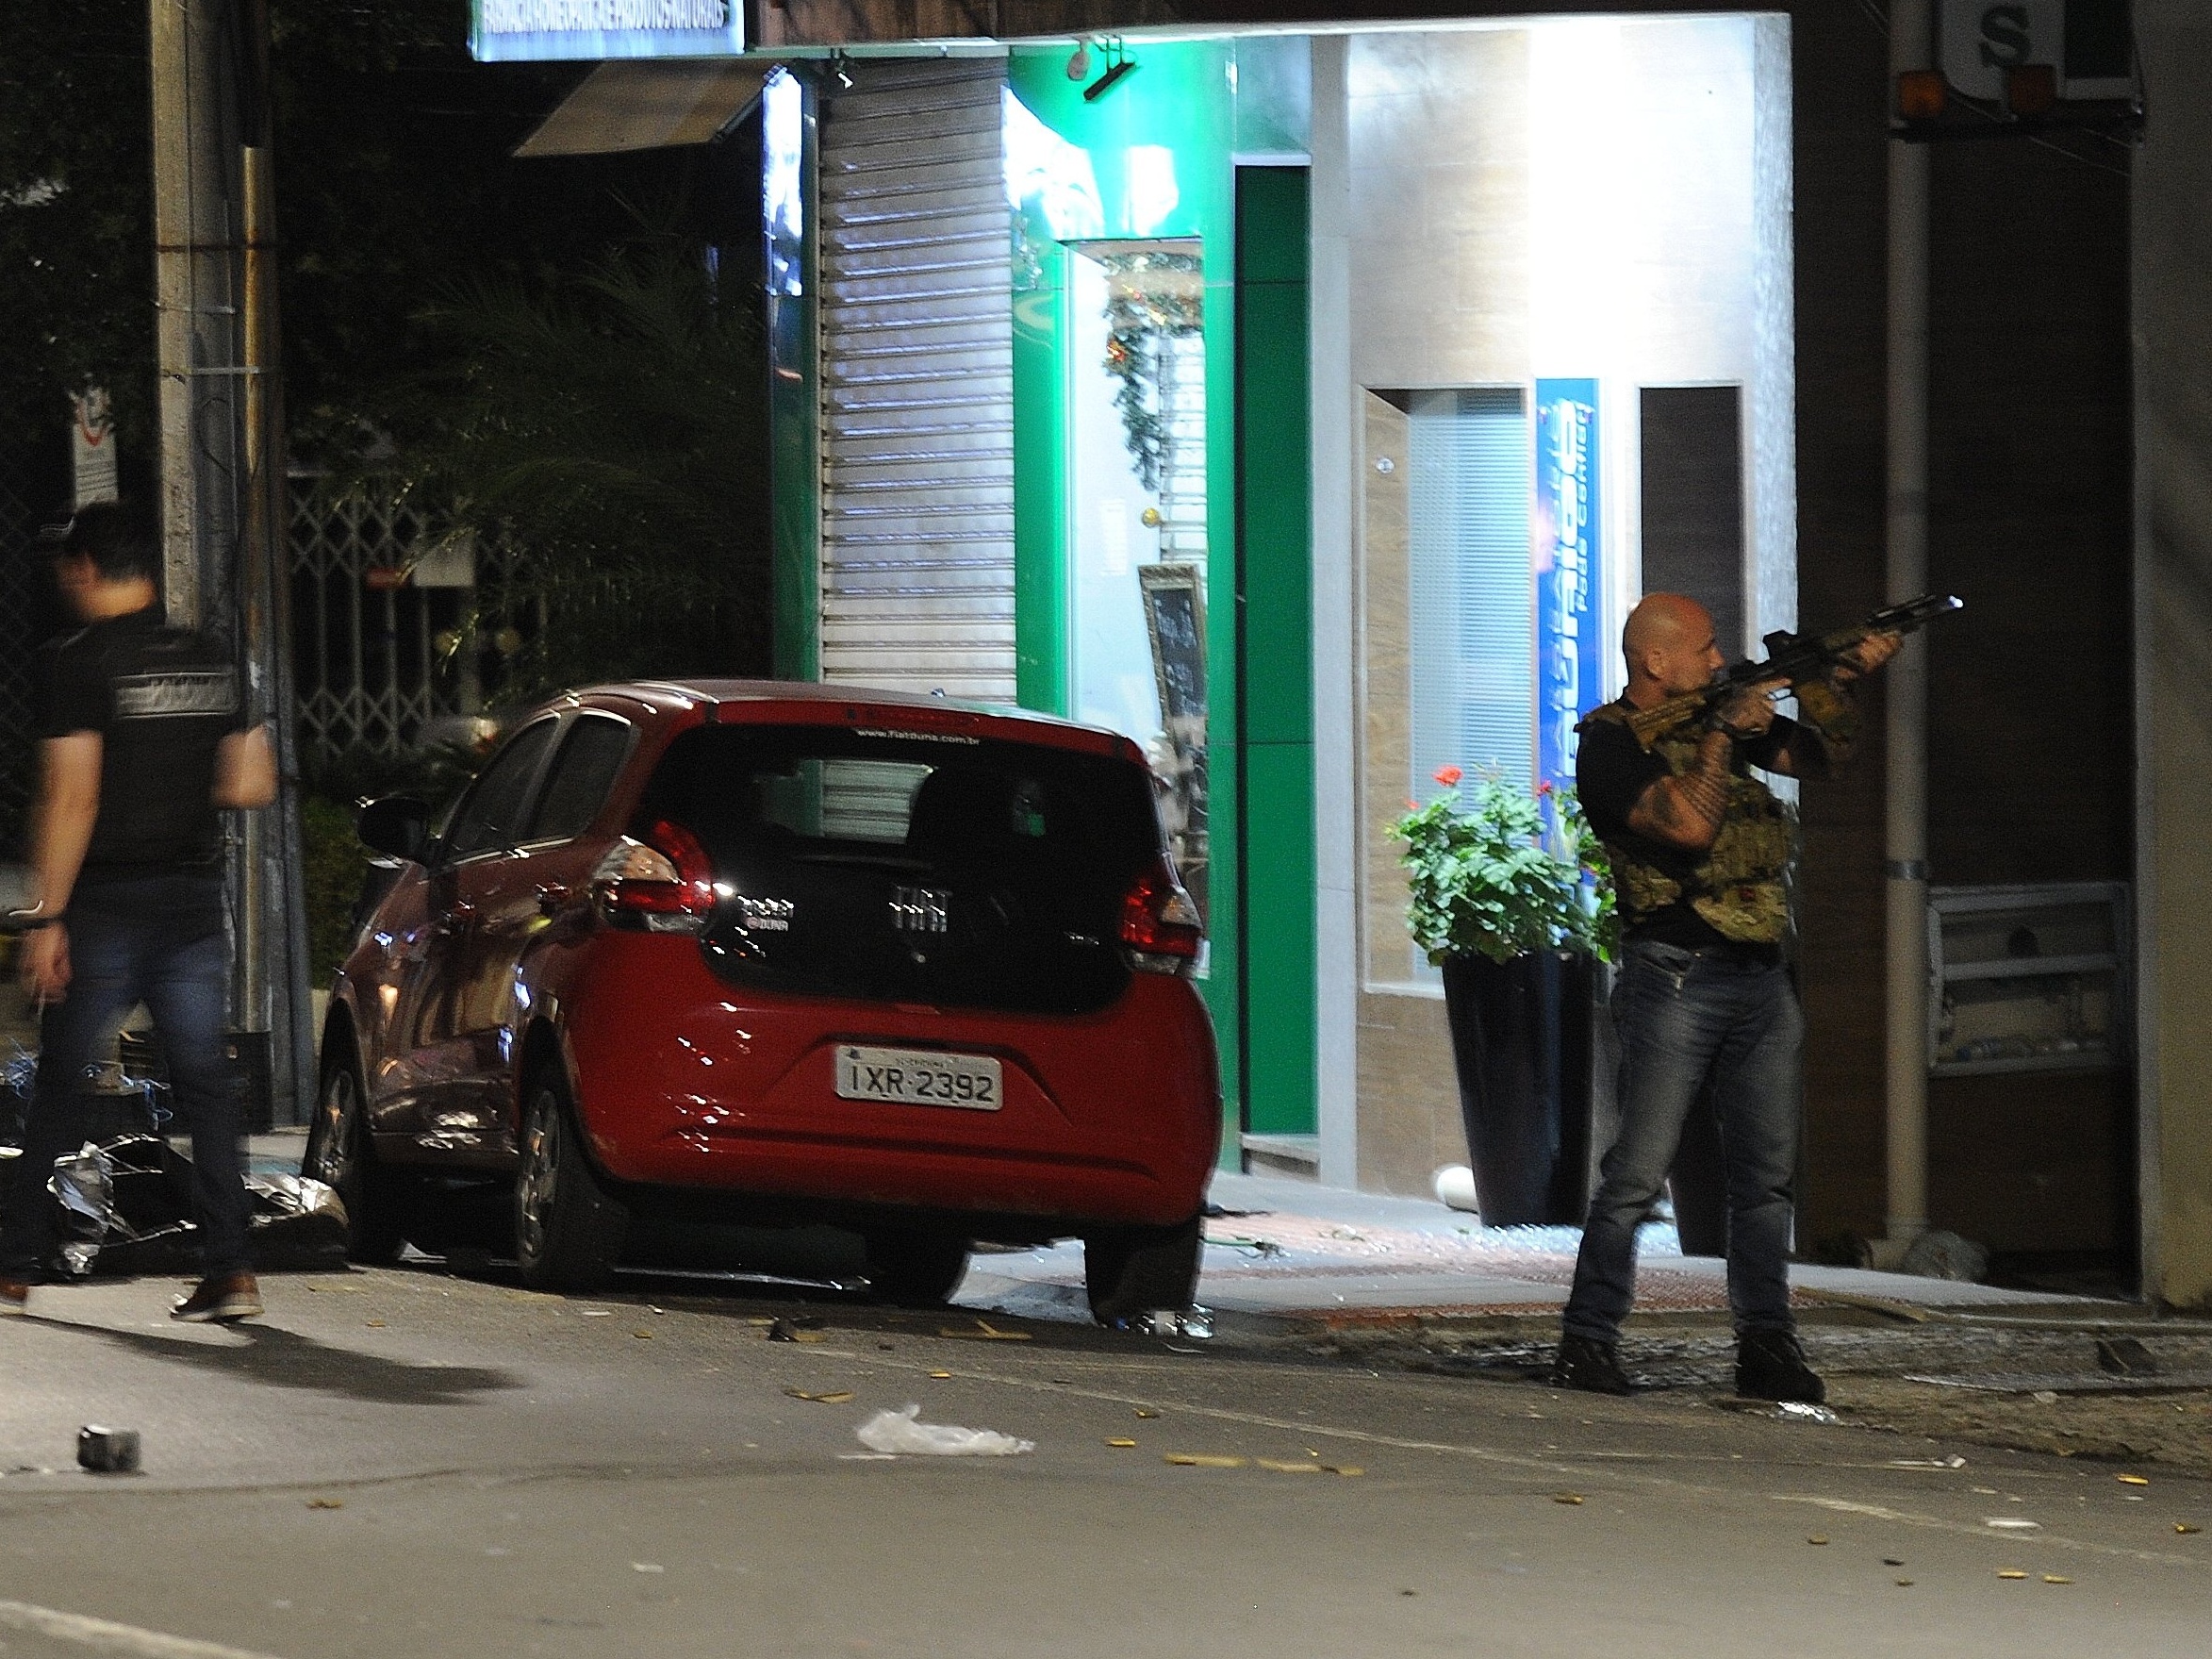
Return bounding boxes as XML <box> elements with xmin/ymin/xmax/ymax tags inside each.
<box><xmin>0</xmin><ymin>1278</ymin><xmax>29</xmax><ymax>1317</ymax></box>
<box><xmin>172</xmin><ymin>1271</ymin><xmax>262</xmax><ymax>1323</ymax></box>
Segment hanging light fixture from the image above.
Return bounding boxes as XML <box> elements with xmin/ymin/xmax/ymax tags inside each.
<box><xmin>1084</xmin><ymin>39</ymin><xmax>1137</xmax><ymax>102</ymax></box>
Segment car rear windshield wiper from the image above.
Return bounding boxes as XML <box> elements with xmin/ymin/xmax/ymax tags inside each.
<box><xmin>775</xmin><ymin>848</ymin><xmax>934</xmax><ymax>871</ymax></box>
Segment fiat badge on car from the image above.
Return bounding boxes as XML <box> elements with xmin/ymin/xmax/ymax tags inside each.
<box><xmin>890</xmin><ymin>887</ymin><xmax>950</xmax><ymax>934</ymax></box>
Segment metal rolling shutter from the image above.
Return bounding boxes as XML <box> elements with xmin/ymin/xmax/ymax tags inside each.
<box><xmin>818</xmin><ymin>58</ymin><xmax>1015</xmax><ymax>705</ymax></box>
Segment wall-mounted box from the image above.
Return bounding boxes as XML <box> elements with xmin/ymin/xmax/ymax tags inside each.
<box><xmin>1927</xmin><ymin>883</ymin><xmax>2130</xmax><ymax>1076</ymax></box>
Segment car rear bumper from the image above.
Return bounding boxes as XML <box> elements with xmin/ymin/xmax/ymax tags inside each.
<box><xmin>560</xmin><ymin>937</ymin><xmax>1221</xmax><ymax>1229</ymax></box>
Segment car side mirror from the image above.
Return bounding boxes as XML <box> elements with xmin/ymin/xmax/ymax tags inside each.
<box><xmin>356</xmin><ymin>795</ymin><xmax>431</xmax><ymax>864</ymax></box>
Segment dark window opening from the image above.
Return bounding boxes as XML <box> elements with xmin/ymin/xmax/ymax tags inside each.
<box><xmin>1640</xmin><ymin>385</ymin><xmax>1745</xmax><ymax>658</ymax></box>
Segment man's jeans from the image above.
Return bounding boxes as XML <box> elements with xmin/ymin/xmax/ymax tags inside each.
<box><xmin>1562</xmin><ymin>937</ymin><xmax>1804</xmax><ymax>1344</ymax></box>
<box><xmin>2</xmin><ymin>875</ymin><xmax>251</xmax><ymax>1279</ymax></box>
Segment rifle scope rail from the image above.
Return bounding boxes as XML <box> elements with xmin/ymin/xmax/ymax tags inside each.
<box><xmin>1623</xmin><ymin>592</ymin><xmax>1964</xmax><ymax>748</ymax></box>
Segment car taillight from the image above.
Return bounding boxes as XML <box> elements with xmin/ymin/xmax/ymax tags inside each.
<box><xmin>592</xmin><ymin>819</ymin><xmax>717</xmax><ymax>934</ymax></box>
<box><xmin>1119</xmin><ymin>865</ymin><xmax>1203</xmax><ymax>974</ymax></box>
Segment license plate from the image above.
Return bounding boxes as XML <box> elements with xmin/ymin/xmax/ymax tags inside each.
<box><xmin>834</xmin><ymin>1045</ymin><xmax>1002</xmax><ymax>1110</ymax></box>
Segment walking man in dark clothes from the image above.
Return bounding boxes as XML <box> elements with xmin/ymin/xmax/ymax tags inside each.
<box><xmin>1</xmin><ymin>503</ymin><xmax>276</xmax><ymax>1321</ymax></box>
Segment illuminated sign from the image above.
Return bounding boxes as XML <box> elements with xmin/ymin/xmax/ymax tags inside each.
<box><xmin>1534</xmin><ymin>378</ymin><xmax>1600</xmax><ymax>793</ymax></box>
<box><xmin>470</xmin><ymin>0</ymin><xmax>744</xmax><ymax>62</ymax></box>
<box><xmin>764</xmin><ymin>68</ymin><xmax>804</xmax><ymax>297</ymax></box>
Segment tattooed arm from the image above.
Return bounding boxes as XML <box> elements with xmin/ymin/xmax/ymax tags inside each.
<box><xmin>1624</xmin><ymin>728</ymin><xmax>1736</xmax><ymax>853</ymax></box>
<box><xmin>1623</xmin><ymin>680</ymin><xmax>1784</xmax><ymax>852</ymax></box>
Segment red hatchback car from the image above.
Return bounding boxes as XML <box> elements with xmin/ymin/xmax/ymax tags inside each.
<box><xmin>310</xmin><ymin>682</ymin><xmax>1221</xmax><ymax>1319</ymax></box>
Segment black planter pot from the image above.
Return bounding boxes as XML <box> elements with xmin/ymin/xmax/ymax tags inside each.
<box><xmin>1440</xmin><ymin>951</ymin><xmax>1595</xmax><ymax>1227</ymax></box>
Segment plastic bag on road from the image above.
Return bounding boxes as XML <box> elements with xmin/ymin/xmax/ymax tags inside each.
<box><xmin>49</xmin><ymin>1144</ymin><xmax>116</xmax><ymax>1276</ymax></box>
<box><xmin>29</xmin><ymin>1136</ymin><xmax>350</xmax><ymax>1276</ymax></box>
<box><xmin>855</xmin><ymin>1403</ymin><xmax>1034</xmax><ymax>1457</ymax></box>
<box><xmin>1776</xmin><ymin>1402</ymin><xmax>1841</xmax><ymax>1424</ymax></box>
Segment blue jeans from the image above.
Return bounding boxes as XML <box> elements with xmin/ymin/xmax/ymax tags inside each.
<box><xmin>1561</xmin><ymin>937</ymin><xmax>1804</xmax><ymax>1344</ymax></box>
<box><xmin>2</xmin><ymin>875</ymin><xmax>251</xmax><ymax>1279</ymax></box>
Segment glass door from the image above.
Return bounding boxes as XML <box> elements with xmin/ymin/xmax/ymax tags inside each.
<box><xmin>1064</xmin><ymin>240</ymin><xmax>1213</xmax><ymax>948</ymax></box>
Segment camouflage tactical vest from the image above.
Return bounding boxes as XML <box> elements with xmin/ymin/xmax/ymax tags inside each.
<box><xmin>1581</xmin><ymin>703</ymin><xmax>1798</xmax><ymax>945</ymax></box>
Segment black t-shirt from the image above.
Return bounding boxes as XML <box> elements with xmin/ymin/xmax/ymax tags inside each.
<box><xmin>1576</xmin><ymin>703</ymin><xmax>1796</xmax><ymax>949</ymax></box>
<box><xmin>38</xmin><ymin>606</ymin><xmax>247</xmax><ymax>883</ymax></box>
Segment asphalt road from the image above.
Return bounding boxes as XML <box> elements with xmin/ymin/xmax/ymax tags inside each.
<box><xmin>0</xmin><ymin>1265</ymin><xmax>2206</xmax><ymax>1659</ymax></box>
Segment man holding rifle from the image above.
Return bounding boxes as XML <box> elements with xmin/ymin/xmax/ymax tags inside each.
<box><xmin>1553</xmin><ymin>592</ymin><xmax>1901</xmax><ymax>1402</ymax></box>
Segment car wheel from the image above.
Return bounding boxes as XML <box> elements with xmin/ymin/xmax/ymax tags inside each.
<box><xmin>305</xmin><ymin>1052</ymin><xmax>406</xmax><ymax>1265</ymax></box>
<box><xmin>863</xmin><ymin>1230</ymin><xmax>971</xmax><ymax>1306</ymax></box>
<box><xmin>514</xmin><ymin>1073</ymin><xmax>627</xmax><ymax>1293</ymax></box>
<box><xmin>1083</xmin><ymin>1211</ymin><xmax>1203</xmax><ymax>1325</ymax></box>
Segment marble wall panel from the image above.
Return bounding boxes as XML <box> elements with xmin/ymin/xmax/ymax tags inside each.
<box><xmin>1357</xmin><ymin>390</ymin><xmax>1422</xmax><ymax>992</ymax></box>
<box><xmin>1354</xmin><ymin>989</ymin><xmax>1463</xmax><ymax>1197</ymax></box>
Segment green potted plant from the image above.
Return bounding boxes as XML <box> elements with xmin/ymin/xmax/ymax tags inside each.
<box><xmin>1391</xmin><ymin>768</ymin><xmax>1614</xmax><ymax>1226</ymax></box>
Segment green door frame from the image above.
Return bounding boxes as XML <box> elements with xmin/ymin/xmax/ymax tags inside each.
<box><xmin>1233</xmin><ymin>165</ymin><xmax>1317</xmax><ymax>1143</ymax></box>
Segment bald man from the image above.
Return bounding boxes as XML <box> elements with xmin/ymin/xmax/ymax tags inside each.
<box><xmin>1554</xmin><ymin>594</ymin><xmax>1896</xmax><ymax>1402</ymax></box>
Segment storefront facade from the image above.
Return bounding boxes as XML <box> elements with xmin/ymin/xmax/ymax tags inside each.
<box><xmin>483</xmin><ymin>4</ymin><xmax>2154</xmax><ymax>1294</ymax></box>
<box><xmin>765</xmin><ymin>41</ymin><xmax>1320</xmax><ymax>1170</ymax></box>
<box><xmin>755</xmin><ymin>18</ymin><xmax>1793</xmax><ymax>1186</ymax></box>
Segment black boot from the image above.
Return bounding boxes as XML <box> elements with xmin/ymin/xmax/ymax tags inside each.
<box><xmin>1550</xmin><ymin>1334</ymin><xmax>1633</xmax><ymax>1396</ymax></box>
<box><xmin>1736</xmin><ymin>1327</ymin><xmax>1824</xmax><ymax>1403</ymax></box>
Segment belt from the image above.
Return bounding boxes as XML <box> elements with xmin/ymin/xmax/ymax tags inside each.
<box><xmin>1627</xmin><ymin>937</ymin><xmax>1783</xmax><ymax>968</ymax></box>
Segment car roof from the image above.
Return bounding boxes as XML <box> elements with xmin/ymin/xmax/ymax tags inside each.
<box><xmin>553</xmin><ymin>679</ymin><xmax>1146</xmax><ymax>762</ymax></box>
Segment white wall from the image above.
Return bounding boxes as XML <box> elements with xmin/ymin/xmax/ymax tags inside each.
<box><xmin>1345</xmin><ymin>15</ymin><xmax>1793</xmax><ymax>671</ymax></box>
<box><xmin>1310</xmin><ymin>15</ymin><xmax>1796</xmax><ymax>1193</ymax></box>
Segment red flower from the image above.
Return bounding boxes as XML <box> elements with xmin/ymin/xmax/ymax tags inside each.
<box><xmin>1537</xmin><ymin>779</ymin><xmax>1556</xmax><ymax>797</ymax></box>
<box><xmin>1433</xmin><ymin>765</ymin><xmax>1463</xmax><ymax>788</ymax></box>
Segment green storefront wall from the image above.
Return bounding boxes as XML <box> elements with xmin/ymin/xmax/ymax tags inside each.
<box><xmin>1007</xmin><ymin>44</ymin><xmax>1316</xmax><ymax>1157</ymax></box>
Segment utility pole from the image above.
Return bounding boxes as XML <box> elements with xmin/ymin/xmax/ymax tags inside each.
<box><xmin>239</xmin><ymin>0</ymin><xmax>315</xmax><ymax>1130</ymax></box>
<box><xmin>1879</xmin><ymin>0</ymin><xmax>1934</xmax><ymax>1266</ymax></box>
<box><xmin>149</xmin><ymin>0</ymin><xmax>313</xmax><ymax>1128</ymax></box>
<box><xmin>149</xmin><ymin>0</ymin><xmax>232</xmax><ymax>629</ymax></box>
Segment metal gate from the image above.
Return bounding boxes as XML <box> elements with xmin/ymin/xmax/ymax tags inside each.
<box><xmin>289</xmin><ymin>478</ymin><xmax>500</xmax><ymax>766</ymax></box>
<box><xmin>817</xmin><ymin>58</ymin><xmax>1015</xmax><ymax>705</ymax></box>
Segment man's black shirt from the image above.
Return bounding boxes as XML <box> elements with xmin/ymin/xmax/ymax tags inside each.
<box><xmin>39</xmin><ymin>606</ymin><xmax>246</xmax><ymax>884</ymax></box>
<box><xmin>1576</xmin><ymin>704</ymin><xmax>1795</xmax><ymax>949</ymax></box>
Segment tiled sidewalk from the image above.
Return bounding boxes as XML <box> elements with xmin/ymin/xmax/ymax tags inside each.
<box><xmin>957</xmin><ymin>1170</ymin><xmax>2097</xmax><ymax>1326</ymax></box>
<box><xmin>241</xmin><ymin>1131</ymin><xmax>2107</xmax><ymax>1325</ymax></box>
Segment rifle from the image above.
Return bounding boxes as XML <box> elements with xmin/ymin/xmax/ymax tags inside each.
<box><xmin>1621</xmin><ymin>592</ymin><xmax>1964</xmax><ymax>748</ymax></box>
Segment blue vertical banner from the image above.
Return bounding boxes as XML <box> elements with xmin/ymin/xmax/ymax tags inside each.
<box><xmin>1533</xmin><ymin>378</ymin><xmax>1601</xmax><ymax>794</ymax></box>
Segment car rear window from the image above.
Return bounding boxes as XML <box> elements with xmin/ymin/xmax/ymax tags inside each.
<box><xmin>638</xmin><ymin>724</ymin><xmax>1165</xmax><ymax>1016</ymax></box>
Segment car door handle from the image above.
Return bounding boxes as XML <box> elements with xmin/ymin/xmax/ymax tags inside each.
<box><xmin>536</xmin><ymin>884</ymin><xmax>570</xmax><ymax>917</ymax></box>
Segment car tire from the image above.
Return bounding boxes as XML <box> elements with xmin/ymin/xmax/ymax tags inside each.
<box><xmin>304</xmin><ymin>1046</ymin><xmax>406</xmax><ymax>1266</ymax></box>
<box><xmin>863</xmin><ymin>1230</ymin><xmax>971</xmax><ymax>1306</ymax></box>
<box><xmin>514</xmin><ymin>1072</ymin><xmax>628</xmax><ymax>1294</ymax></box>
<box><xmin>1083</xmin><ymin>1210</ymin><xmax>1203</xmax><ymax>1325</ymax></box>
